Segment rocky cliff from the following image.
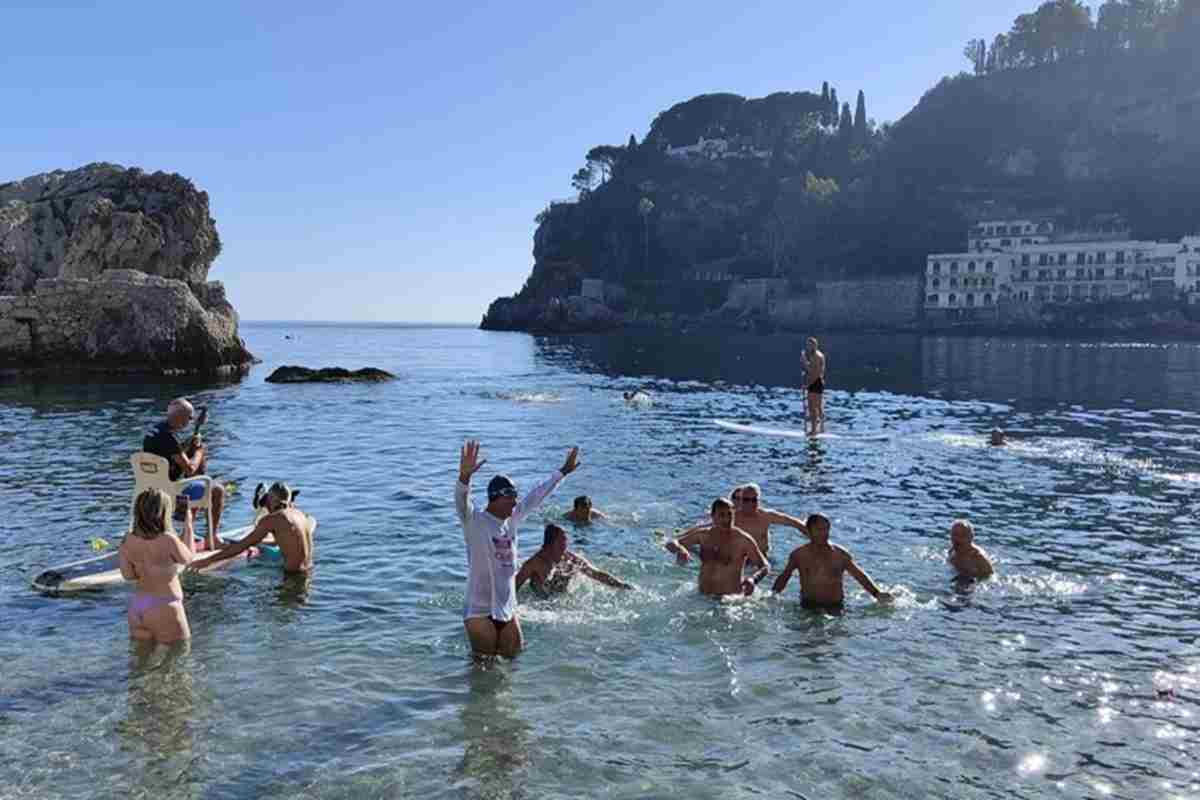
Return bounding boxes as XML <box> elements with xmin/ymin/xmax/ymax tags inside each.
<box><xmin>0</xmin><ymin>163</ymin><xmax>251</xmax><ymax>373</ymax></box>
<box><xmin>484</xmin><ymin>27</ymin><xmax>1200</xmax><ymax>334</ymax></box>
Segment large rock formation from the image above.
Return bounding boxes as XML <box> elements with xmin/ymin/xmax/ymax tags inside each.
<box><xmin>0</xmin><ymin>163</ymin><xmax>252</xmax><ymax>373</ymax></box>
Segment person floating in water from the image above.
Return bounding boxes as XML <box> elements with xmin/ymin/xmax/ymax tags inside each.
<box><xmin>516</xmin><ymin>524</ymin><xmax>633</xmax><ymax>596</ymax></box>
<box><xmin>564</xmin><ymin>495</ymin><xmax>608</xmax><ymax>525</ymax></box>
<box><xmin>772</xmin><ymin>513</ymin><xmax>893</xmax><ymax>611</ymax></box>
<box><xmin>189</xmin><ymin>482</ymin><xmax>315</xmax><ymax>575</ymax></box>
<box><xmin>989</xmin><ymin>428</ymin><xmax>1007</xmax><ymax>447</ymax></box>
<box><xmin>799</xmin><ymin>337</ymin><xmax>826</xmax><ymax>435</ymax></box>
<box><xmin>120</xmin><ymin>489</ymin><xmax>194</xmax><ymax>643</ymax></box>
<box><xmin>947</xmin><ymin>519</ymin><xmax>994</xmax><ymax>579</ymax></box>
<box><xmin>455</xmin><ymin>439</ymin><xmax>579</xmax><ymax>659</ymax></box>
<box><xmin>665</xmin><ymin>498</ymin><xmax>769</xmax><ymax>597</ymax></box>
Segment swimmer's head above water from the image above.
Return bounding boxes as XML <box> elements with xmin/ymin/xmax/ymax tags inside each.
<box><xmin>806</xmin><ymin>512</ymin><xmax>831</xmax><ymax>542</ymax></box>
<box><xmin>949</xmin><ymin>519</ymin><xmax>974</xmax><ymax>547</ymax></box>
<box><xmin>573</xmin><ymin>495</ymin><xmax>592</xmax><ymax>513</ymax></box>
<box><xmin>710</xmin><ymin>497</ymin><xmax>734</xmax><ymax>528</ymax></box>
<box><xmin>989</xmin><ymin>428</ymin><xmax>1007</xmax><ymax>446</ymax></box>
<box><xmin>543</xmin><ymin>523</ymin><xmax>568</xmax><ymax>559</ymax></box>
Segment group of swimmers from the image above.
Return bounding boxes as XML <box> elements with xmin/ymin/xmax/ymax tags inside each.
<box><xmin>455</xmin><ymin>438</ymin><xmax>996</xmax><ymax>659</ymax></box>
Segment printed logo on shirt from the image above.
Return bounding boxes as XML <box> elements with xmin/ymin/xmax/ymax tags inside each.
<box><xmin>492</xmin><ymin>536</ymin><xmax>515</xmax><ymax>568</ymax></box>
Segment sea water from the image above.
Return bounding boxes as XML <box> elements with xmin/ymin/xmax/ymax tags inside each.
<box><xmin>1</xmin><ymin>324</ymin><xmax>1198</xmax><ymax>799</ymax></box>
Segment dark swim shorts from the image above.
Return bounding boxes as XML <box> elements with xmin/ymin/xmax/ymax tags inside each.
<box><xmin>807</xmin><ymin>378</ymin><xmax>825</xmax><ymax>394</ymax></box>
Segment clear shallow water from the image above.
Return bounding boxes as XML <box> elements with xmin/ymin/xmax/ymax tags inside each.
<box><xmin>1</xmin><ymin>324</ymin><xmax>1199</xmax><ymax>799</ymax></box>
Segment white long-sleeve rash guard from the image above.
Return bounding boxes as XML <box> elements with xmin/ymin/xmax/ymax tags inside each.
<box><xmin>456</xmin><ymin>470</ymin><xmax>565</xmax><ymax>622</ymax></box>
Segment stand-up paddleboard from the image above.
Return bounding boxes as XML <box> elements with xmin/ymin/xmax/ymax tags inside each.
<box><xmin>713</xmin><ymin>419</ymin><xmax>889</xmax><ymax>441</ymax></box>
<box><xmin>31</xmin><ymin>522</ymin><xmax>258</xmax><ymax>595</ymax></box>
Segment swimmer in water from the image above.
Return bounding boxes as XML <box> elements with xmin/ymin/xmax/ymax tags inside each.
<box><xmin>947</xmin><ymin>519</ymin><xmax>994</xmax><ymax>579</ymax></box>
<box><xmin>120</xmin><ymin>489</ymin><xmax>193</xmax><ymax>643</ymax></box>
<box><xmin>564</xmin><ymin>495</ymin><xmax>608</xmax><ymax>525</ymax></box>
<box><xmin>772</xmin><ymin>513</ymin><xmax>893</xmax><ymax>611</ymax></box>
<box><xmin>516</xmin><ymin>524</ymin><xmax>634</xmax><ymax>596</ymax></box>
<box><xmin>799</xmin><ymin>337</ymin><xmax>826</xmax><ymax>435</ymax></box>
<box><xmin>678</xmin><ymin>484</ymin><xmax>809</xmax><ymax>556</ymax></box>
<box><xmin>665</xmin><ymin>498</ymin><xmax>769</xmax><ymax>597</ymax></box>
<box><xmin>989</xmin><ymin>428</ymin><xmax>1007</xmax><ymax>446</ymax></box>
<box><xmin>189</xmin><ymin>482</ymin><xmax>314</xmax><ymax>575</ymax></box>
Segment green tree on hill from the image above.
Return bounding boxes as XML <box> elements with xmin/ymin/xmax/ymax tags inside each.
<box><xmin>838</xmin><ymin>102</ymin><xmax>852</xmax><ymax>142</ymax></box>
<box><xmin>829</xmin><ymin>88</ymin><xmax>839</xmax><ymax>125</ymax></box>
<box><xmin>853</xmin><ymin>90</ymin><xmax>867</xmax><ymax>144</ymax></box>
<box><xmin>820</xmin><ymin>82</ymin><xmax>831</xmax><ymax>125</ymax></box>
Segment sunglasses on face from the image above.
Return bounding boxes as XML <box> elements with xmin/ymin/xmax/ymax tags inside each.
<box><xmin>740</xmin><ymin>496</ymin><xmax>759</xmax><ymax>503</ymax></box>
<box><xmin>493</xmin><ymin>488</ymin><xmax>518</xmax><ymax>500</ymax></box>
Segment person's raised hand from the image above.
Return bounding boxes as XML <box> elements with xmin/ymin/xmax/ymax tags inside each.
<box><xmin>459</xmin><ymin>440</ymin><xmax>486</xmax><ymax>483</ymax></box>
<box><xmin>560</xmin><ymin>446</ymin><xmax>581</xmax><ymax>475</ymax></box>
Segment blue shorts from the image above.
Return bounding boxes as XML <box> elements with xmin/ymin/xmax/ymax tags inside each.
<box><xmin>257</xmin><ymin>544</ymin><xmax>283</xmax><ymax>563</ymax></box>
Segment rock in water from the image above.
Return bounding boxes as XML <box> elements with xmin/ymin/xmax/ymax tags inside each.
<box><xmin>0</xmin><ymin>162</ymin><xmax>253</xmax><ymax>374</ymax></box>
<box><xmin>265</xmin><ymin>365</ymin><xmax>396</xmax><ymax>383</ymax></box>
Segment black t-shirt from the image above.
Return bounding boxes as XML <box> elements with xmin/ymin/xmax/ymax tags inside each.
<box><xmin>143</xmin><ymin>421</ymin><xmax>185</xmax><ymax>481</ymax></box>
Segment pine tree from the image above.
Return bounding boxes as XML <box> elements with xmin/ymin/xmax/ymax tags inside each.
<box><xmin>829</xmin><ymin>88</ymin><xmax>839</xmax><ymax>125</ymax></box>
<box><xmin>628</xmin><ymin>134</ymin><xmax>637</xmax><ymax>149</ymax></box>
<box><xmin>853</xmin><ymin>90</ymin><xmax>867</xmax><ymax>144</ymax></box>
<box><xmin>820</xmin><ymin>82</ymin><xmax>830</xmax><ymax>126</ymax></box>
<box><xmin>838</xmin><ymin>102</ymin><xmax>852</xmax><ymax>141</ymax></box>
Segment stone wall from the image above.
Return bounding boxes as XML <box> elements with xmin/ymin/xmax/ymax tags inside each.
<box><xmin>810</xmin><ymin>276</ymin><xmax>924</xmax><ymax>329</ymax></box>
<box><xmin>0</xmin><ymin>269</ymin><xmax>250</xmax><ymax>372</ymax></box>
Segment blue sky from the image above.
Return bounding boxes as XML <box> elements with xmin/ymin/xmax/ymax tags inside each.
<box><xmin>2</xmin><ymin>1</ymin><xmax>1035</xmax><ymax>322</ymax></box>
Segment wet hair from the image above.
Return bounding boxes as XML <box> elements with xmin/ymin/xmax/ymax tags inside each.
<box><xmin>741</xmin><ymin>482</ymin><xmax>762</xmax><ymax>499</ymax></box>
<box><xmin>130</xmin><ymin>488</ymin><xmax>172</xmax><ymax>540</ymax></box>
<box><xmin>711</xmin><ymin>497</ymin><xmax>734</xmax><ymax>515</ymax></box>
<box><xmin>805</xmin><ymin>512</ymin><xmax>831</xmax><ymax>534</ymax></box>
<box><xmin>267</xmin><ymin>481</ymin><xmax>293</xmax><ymax>508</ymax></box>
<box><xmin>730</xmin><ymin>486</ymin><xmax>742</xmax><ymax>501</ymax></box>
<box><xmin>951</xmin><ymin>519</ymin><xmax>974</xmax><ymax>538</ymax></box>
<box><xmin>543</xmin><ymin>523</ymin><xmax>567</xmax><ymax>548</ymax></box>
<box><xmin>573</xmin><ymin>495</ymin><xmax>591</xmax><ymax>510</ymax></box>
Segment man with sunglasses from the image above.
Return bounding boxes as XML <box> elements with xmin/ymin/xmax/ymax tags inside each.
<box><xmin>456</xmin><ymin>439</ymin><xmax>580</xmax><ymax>659</ymax></box>
<box><xmin>730</xmin><ymin>483</ymin><xmax>810</xmax><ymax>555</ymax></box>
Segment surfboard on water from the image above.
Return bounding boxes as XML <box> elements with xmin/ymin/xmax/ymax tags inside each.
<box><xmin>712</xmin><ymin>419</ymin><xmax>889</xmax><ymax>441</ymax></box>
<box><xmin>29</xmin><ymin>515</ymin><xmax>315</xmax><ymax>595</ymax></box>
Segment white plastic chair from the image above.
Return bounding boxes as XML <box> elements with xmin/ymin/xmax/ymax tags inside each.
<box><xmin>129</xmin><ymin>452</ymin><xmax>213</xmax><ymax>524</ymax></box>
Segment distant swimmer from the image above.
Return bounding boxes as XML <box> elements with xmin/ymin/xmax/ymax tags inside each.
<box><xmin>989</xmin><ymin>428</ymin><xmax>1008</xmax><ymax>447</ymax></box>
<box><xmin>947</xmin><ymin>519</ymin><xmax>994</xmax><ymax>580</ymax></box>
<box><xmin>623</xmin><ymin>390</ymin><xmax>652</xmax><ymax>405</ymax></box>
<box><xmin>189</xmin><ymin>482</ymin><xmax>314</xmax><ymax>575</ymax></box>
<box><xmin>516</xmin><ymin>524</ymin><xmax>634</xmax><ymax>595</ymax></box>
<box><xmin>564</xmin><ymin>495</ymin><xmax>608</xmax><ymax>525</ymax></box>
<box><xmin>455</xmin><ymin>439</ymin><xmax>579</xmax><ymax>659</ymax></box>
<box><xmin>120</xmin><ymin>489</ymin><xmax>194</xmax><ymax>643</ymax></box>
<box><xmin>799</xmin><ymin>337</ymin><xmax>826</xmax><ymax>435</ymax></box>
<box><xmin>665</xmin><ymin>498</ymin><xmax>769</xmax><ymax>597</ymax></box>
<box><xmin>772</xmin><ymin>513</ymin><xmax>893</xmax><ymax>611</ymax></box>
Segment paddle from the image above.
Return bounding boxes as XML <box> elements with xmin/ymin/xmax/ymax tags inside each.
<box><xmin>186</xmin><ymin>406</ymin><xmax>208</xmax><ymax>460</ymax></box>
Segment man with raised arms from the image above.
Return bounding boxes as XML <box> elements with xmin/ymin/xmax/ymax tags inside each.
<box><xmin>799</xmin><ymin>337</ymin><xmax>827</xmax><ymax>435</ymax></box>
<box><xmin>947</xmin><ymin>518</ymin><xmax>994</xmax><ymax>580</ymax></box>
<box><xmin>772</xmin><ymin>513</ymin><xmax>893</xmax><ymax>611</ymax></box>
<box><xmin>516</xmin><ymin>524</ymin><xmax>633</xmax><ymax>595</ymax></box>
<box><xmin>456</xmin><ymin>440</ymin><xmax>579</xmax><ymax>659</ymax></box>
<box><xmin>665</xmin><ymin>498</ymin><xmax>769</xmax><ymax>596</ymax></box>
<box><xmin>189</xmin><ymin>482</ymin><xmax>314</xmax><ymax>575</ymax></box>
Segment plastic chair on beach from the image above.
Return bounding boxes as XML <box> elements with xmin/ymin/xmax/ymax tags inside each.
<box><xmin>129</xmin><ymin>451</ymin><xmax>213</xmax><ymax>524</ymax></box>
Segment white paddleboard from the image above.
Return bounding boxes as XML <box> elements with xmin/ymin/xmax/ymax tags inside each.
<box><xmin>32</xmin><ymin>521</ymin><xmax>257</xmax><ymax>595</ymax></box>
<box><xmin>713</xmin><ymin>419</ymin><xmax>889</xmax><ymax>441</ymax></box>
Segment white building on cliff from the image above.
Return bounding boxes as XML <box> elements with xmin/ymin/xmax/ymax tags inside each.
<box><xmin>925</xmin><ymin>218</ymin><xmax>1195</xmax><ymax>313</ymax></box>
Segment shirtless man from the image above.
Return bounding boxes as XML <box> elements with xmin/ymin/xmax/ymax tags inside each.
<box><xmin>799</xmin><ymin>337</ymin><xmax>827</xmax><ymax>434</ymax></box>
<box><xmin>665</xmin><ymin>498</ymin><xmax>769</xmax><ymax>596</ymax></box>
<box><xmin>516</xmin><ymin>524</ymin><xmax>633</xmax><ymax>595</ymax></box>
<box><xmin>188</xmin><ymin>482</ymin><xmax>314</xmax><ymax>575</ymax></box>
<box><xmin>564</xmin><ymin>495</ymin><xmax>608</xmax><ymax>525</ymax></box>
<box><xmin>772</xmin><ymin>513</ymin><xmax>893</xmax><ymax>610</ymax></box>
<box><xmin>731</xmin><ymin>483</ymin><xmax>810</xmax><ymax>555</ymax></box>
<box><xmin>947</xmin><ymin>519</ymin><xmax>994</xmax><ymax>579</ymax></box>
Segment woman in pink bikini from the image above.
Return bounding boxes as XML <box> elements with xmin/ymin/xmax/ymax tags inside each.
<box><xmin>119</xmin><ymin>489</ymin><xmax>193</xmax><ymax>643</ymax></box>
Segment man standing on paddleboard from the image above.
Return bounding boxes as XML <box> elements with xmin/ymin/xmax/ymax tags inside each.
<box><xmin>142</xmin><ymin>398</ymin><xmax>227</xmax><ymax>550</ymax></box>
<box><xmin>800</xmin><ymin>337</ymin><xmax>826</xmax><ymax>435</ymax></box>
<box><xmin>456</xmin><ymin>439</ymin><xmax>579</xmax><ymax>659</ymax></box>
